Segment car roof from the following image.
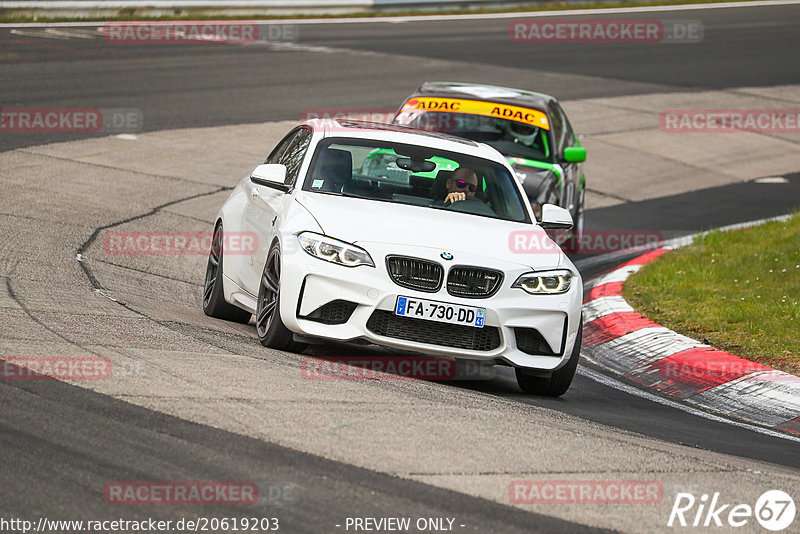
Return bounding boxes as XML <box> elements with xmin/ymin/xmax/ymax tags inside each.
<box><xmin>403</xmin><ymin>82</ymin><xmax>557</xmax><ymax>114</ymax></box>
<box><xmin>303</xmin><ymin>118</ymin><xmax>509</xmax><ymax>164</ymax></box>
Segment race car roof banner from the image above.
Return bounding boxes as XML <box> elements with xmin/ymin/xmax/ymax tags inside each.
<box><xmin>400</xmin><ymin>97</ymin><xmax>550</xmax><ymax>130</ymax></box>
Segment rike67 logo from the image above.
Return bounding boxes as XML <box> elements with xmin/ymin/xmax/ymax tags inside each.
<box><xmin>668</xmin><ymin>490</ymin><xmax>795</xmax><ymax>531</ymax></box>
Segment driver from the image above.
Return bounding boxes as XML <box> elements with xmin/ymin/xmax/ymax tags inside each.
<box><xmin>507</xmin><ymin>122</ymin><xmax>540</xmax><ymax>147</ymax></box>
<box><xmin>443</xmin><ymin>167</ymin><xmax>479</xmax><ymax>205</ymax></box>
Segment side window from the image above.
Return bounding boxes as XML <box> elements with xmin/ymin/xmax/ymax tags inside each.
<box><xmin>547</xmin><ymin>103</ymin><xmax>564</xmax><ymax>158</ymax></box>
<box><xmin>555</xmin><ymin>103</ymin><xmax>575</xmax><ymax>150</ymax></box>
<box><xmin>265</xmin><ymin>128</ymin><xmax>300</xmax><ymax>164</ymax></box>
<box><xmin>277</xmin><ymin>128</ymin><xmax>312</xmax><ymax>186</ymax></box>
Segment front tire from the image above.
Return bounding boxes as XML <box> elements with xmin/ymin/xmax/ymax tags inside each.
<box><xmin>516</xmin><ymin>317</ymin><xmax>582</xmax><ymax>397</ymax></box>
<box><xmin>203</xmin><ymin>223</ymin><xmax>252</xmax><ymax>324</ymax></box>
<box><xmin>256</xmin><ymin>242</ymin><xmax>306</xmax><ymax>352</ymax></box>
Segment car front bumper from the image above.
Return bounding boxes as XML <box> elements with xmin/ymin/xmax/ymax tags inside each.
<box><xmin>275</xmin><ymin>239</ymin><xmax>582</xmax><ymax>371</ymax></box>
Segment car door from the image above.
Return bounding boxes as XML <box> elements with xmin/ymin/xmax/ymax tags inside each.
<box><xmin>550</xmin><ymin>102</ymin><xmax>581</xmax><ymax>219</ymax></box>
<box><xmin>241</xmin><ymin>126</ymin><xmax>312</xmax><ymax>295</ymax></box>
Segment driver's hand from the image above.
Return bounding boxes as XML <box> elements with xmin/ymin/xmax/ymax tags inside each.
<box><xmin>444</xmin><ymin>192</ymin><xmax>467</xmax><ymax>205</ymax></box>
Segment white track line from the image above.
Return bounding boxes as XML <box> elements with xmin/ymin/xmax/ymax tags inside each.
<box><xmin>1</xmin><ymin>0</ymin><xmax>800</xmax><ymax>27</ymax></box>
<box><xmin>578</xmin><ymin>365</ymin><xmax>800</xmax><ymax>444</ymax></box>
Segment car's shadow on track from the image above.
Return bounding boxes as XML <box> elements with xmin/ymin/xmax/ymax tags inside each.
<box><xmin>298</xmin><ymin>339</ymin><xmax>578</xmax><ymax>401</ymax></box>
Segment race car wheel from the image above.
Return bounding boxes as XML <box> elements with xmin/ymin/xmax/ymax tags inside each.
<box><xmin>256</xmin><ymin>243</ymin><xmax>306</xmax><ymax>352</ymax></box>
<box><xmin>515</xmin><ymin>316</ymin><xmax>582</xmax><ymax>397</ymax></box>
<box><xmin>203</xmin><ymin>223</ymin><xmax>252</xmax><ymax>324</ymax></box>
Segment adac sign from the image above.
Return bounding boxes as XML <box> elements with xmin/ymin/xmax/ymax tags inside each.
<box><xmin>402</xmin><ymin>97</ymin><xmax>550</xmax><ymax>130</ymax></box>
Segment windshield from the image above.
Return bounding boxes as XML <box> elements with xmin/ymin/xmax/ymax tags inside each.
<box><xmin>301</xmin><ymin>138</ymin><xmax>530</xmax><ymax>223</ymax></box>
<box><xmin>396</xmin><ymin>111</ymin><xmax>552</xmax><ymax>163</ymax></box>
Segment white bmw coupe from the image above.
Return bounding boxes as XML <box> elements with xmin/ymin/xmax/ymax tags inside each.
<box><xmin>203</xmin><ymin>119</ymin><xmax>583</xmax><ymax>396</ymax></box>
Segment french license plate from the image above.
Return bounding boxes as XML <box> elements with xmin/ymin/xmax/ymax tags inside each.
<box><xmin>394</xmin><ymin>296</ymin><xmax>485</xmax><ymax>328</ymax></box>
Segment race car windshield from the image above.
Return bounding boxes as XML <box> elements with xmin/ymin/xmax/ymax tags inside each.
<box><xmin>401</xmin><ymin>111</ymin><xmax>552</xmax><ymax>162</ymax></box>
<box><xmin>301</xmin><ymin>138</ymin><xmax>530</xmax><ymax>223</ymax></box>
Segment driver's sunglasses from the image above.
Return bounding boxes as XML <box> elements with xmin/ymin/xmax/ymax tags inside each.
<box><xmin>455</xmin><ymin>180</ymin><xmax>478</xmax><ymax>192</ymax></box>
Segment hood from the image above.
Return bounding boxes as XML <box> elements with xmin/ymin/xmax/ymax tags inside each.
<box><xmin>294</xmin><ymin>192</ymin><xmax>565</xmax><ymax>271</ymax></box>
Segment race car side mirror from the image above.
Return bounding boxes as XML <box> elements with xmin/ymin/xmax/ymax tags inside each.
<box><xmin>539</xmin><ymin>204</ymin><xmax>573</xmax><ymax>230</ymax></box>
<box><xmin>250</xmin><ymin>164</ymin><xmax>289</xmax><ymax>191</ymax></box>
<box><xmin>562</xmin><ymin>147</ymin><xmax>587</xmax><ymax>163</ymax></box>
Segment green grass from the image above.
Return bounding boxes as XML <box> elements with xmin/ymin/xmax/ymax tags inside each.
<box><xmin>623</xmin><ymin>211</ymin><xmax>800</xmax><ymax>373</ymax></box>
<box><xmin>0</xmin><ymin>0</ymin><xmax>763</xmax><ymax>23</ymax></box>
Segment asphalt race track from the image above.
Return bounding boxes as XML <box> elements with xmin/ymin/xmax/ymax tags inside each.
<box><xmin>2</xmin><ymin>3</ymin><xmax>800</xmax><ymax>532</ymax></box>
<box><xmin>2</xmin><ymin>3</ymin><xmax>800</xmax><ymax>150</ymax></box>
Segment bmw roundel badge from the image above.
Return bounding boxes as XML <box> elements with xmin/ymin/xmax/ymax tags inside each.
<box><xmin>441</xmin><ymin>252</ymin><xmax>453</xmax><ymax>260</ymax></box>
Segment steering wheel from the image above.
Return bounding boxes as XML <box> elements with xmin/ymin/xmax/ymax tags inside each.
<box><xmin>444</xmin><ymin>197</ymin><xmax>497</xmax><ymax>216</ymax></box>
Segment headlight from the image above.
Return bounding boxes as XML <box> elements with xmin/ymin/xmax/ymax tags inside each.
<box><xmin>297</xmin><ymin>232</ymin><xmax>374</xmax><ymax>268</ymax></box>
<box><xmin>512</xmin><ymin>269</ymin><xmax>573</xmax><ymax>294</ymax></box>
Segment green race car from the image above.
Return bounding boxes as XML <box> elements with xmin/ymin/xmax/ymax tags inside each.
<box><xmin>392</xmin><ymin>82</ymin><xmax>586</xmax><ymax>238</ymax></box>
